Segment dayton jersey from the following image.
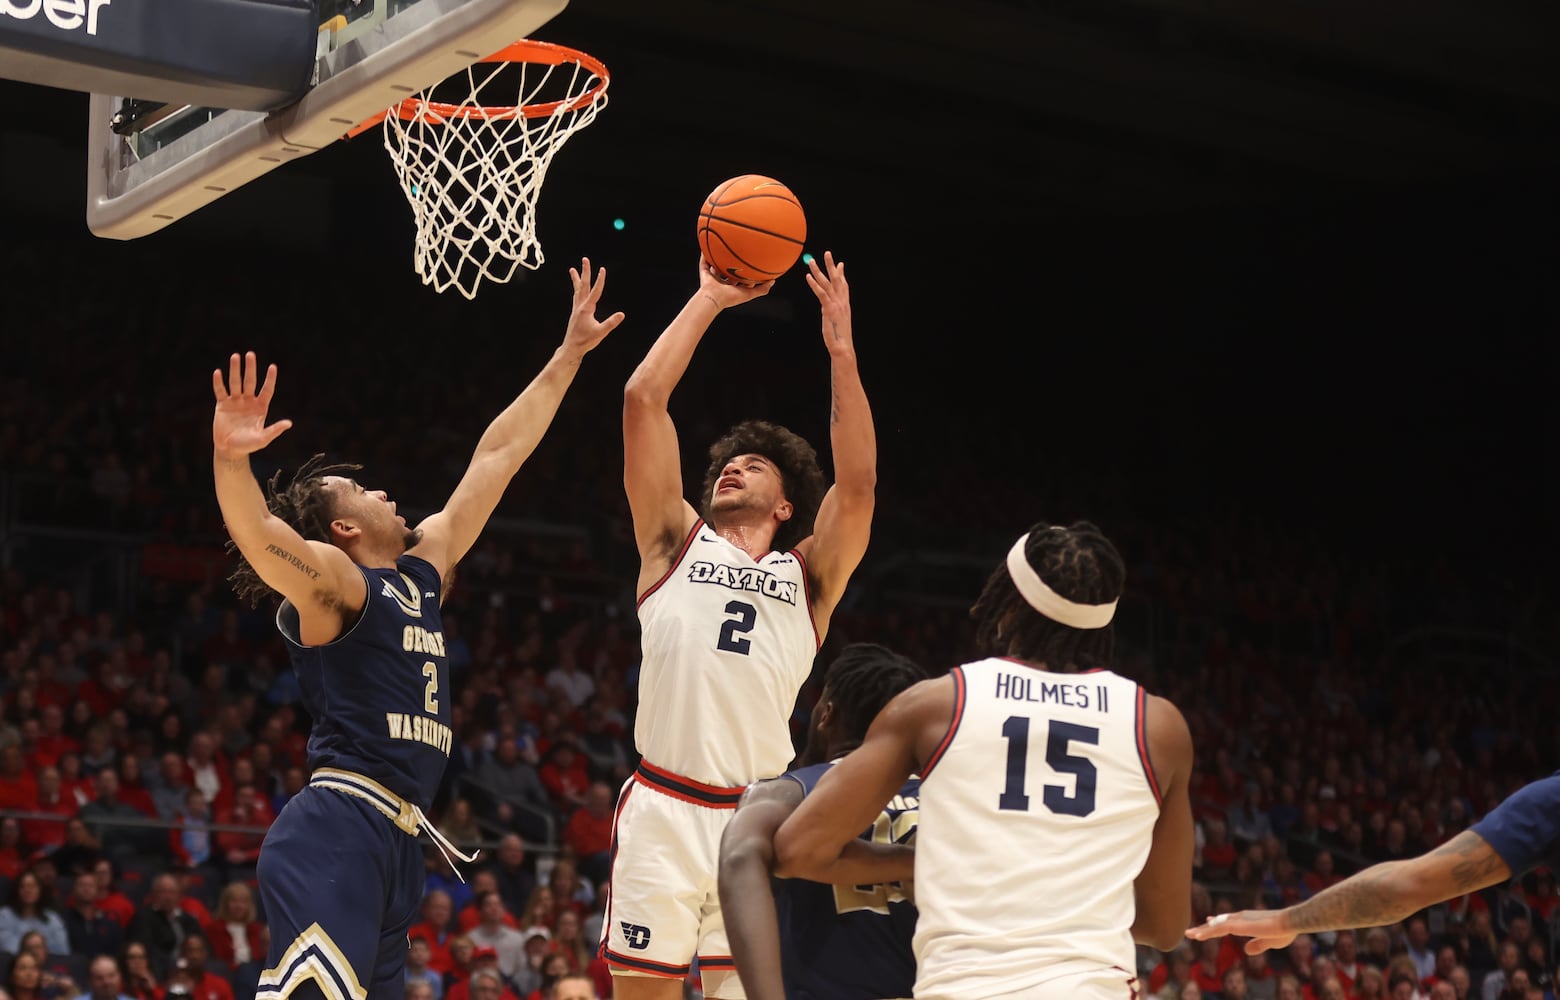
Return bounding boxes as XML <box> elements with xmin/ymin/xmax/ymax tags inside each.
<box><xmin>775</xmin><ymin>763</ymin><xmax>918</xmax><ymax>1000</ymax></box>
<box><xmin>913</xmin><ymin>658</ymin><xmax>1162</xmax><ymax>998</ymax></box>
<box><xmin>277</xmin><ymin>553</ymin><xmax>453</xmax><ymax>810</ymax></box>
<box><xmin>635</xmin><ymin>520</ymin><xmax>817</xmax><ymax>785</ymax></box>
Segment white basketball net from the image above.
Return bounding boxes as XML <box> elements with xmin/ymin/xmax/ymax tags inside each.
<box><xmin>381</xmin><ymin>45</ymin><xmax>609</xmax><ymax>299</ymax></box>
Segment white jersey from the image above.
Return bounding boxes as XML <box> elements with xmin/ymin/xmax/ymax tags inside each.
<box><xmin>634</xmin><ymin>520</ymin><xmax>818</xmax><ymax>786</ymax></box>
<box><xmin>913</xmin><ymin>657</ymin><xmax>1163</xmax><ymax>999</ymax></box>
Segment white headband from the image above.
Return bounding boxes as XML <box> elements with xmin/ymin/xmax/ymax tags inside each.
<box><xmin>1006</xmin><ymin>532</ymin><xmax>1118</xmax><ymax>630</ymax></box>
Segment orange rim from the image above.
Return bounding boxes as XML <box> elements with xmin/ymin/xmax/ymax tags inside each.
<box><xmin>348</xmin><ymin>40</ymin><xmax>608</xmax><ymax>137</ymax></box>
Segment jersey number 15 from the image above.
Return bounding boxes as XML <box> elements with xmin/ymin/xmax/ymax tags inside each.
<box><xmin>999</xmin><ymin>716</ymin><xmax>1099</xmax><ymax>817</ymax></box>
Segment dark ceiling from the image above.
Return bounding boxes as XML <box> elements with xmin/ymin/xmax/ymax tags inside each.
<box><xmin>530</xmin><ymin>0</ymin><xmax>1560</xmax><ymax>221</ymax></box>
<box><xmin>4</xmin><ymin>0</ymin><xmax>1560</xmax><ymax>235</ymax></box>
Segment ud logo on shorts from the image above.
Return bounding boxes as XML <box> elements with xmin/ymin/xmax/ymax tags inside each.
<box><xmin>620</xmin><ymin>922</ymin><xmax>652</xmax><ymax>950</ymax></box>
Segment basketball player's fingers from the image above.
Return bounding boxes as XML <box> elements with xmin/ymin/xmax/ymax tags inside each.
<box><xmin>590</xmin><ymin>265</ymin><xmax>609</xmax><ymax>299</ymax></box>
<box><xmin>228</xmin><ymin>354</ymin><xmax>242</xmax><ymax>397</ymax></box>
<box><xmin>212</xmin><ymin>369</ymin><xmax>228</xmax><ymax>402</ymax></box>
<box><xmin>600</xmin><ymin>311</ymin><xmax>627</xmax><ymax>334</ymax></box>
<box><xmin>1245</xmin><ymin>935</ymin><xmax>1287</xmax><ymax>955</ymax></box>
<box><xmin>243</xmin><ymin>351</ymin><xmax>260</xmax><ymax>396</ymax></box>
<box><xmin>258</xmin><ymin>363</ymin><xmax>280</xmax><ymax>406</ymax></box>
<box><xmin>260</xmin><ymin>419</ymin><xmax>293</xmax><ymax>446</ymax></box>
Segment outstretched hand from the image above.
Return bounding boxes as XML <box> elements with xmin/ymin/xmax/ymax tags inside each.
<box><xmin>564</xmin><ymin>257</ymin><xmax>626</xmax><ymax>353</ymax></box>
<box><xmin>212</xmin><ymin>351</ymin><xmax>292</xmax><ymax>459</ymax></box>
<box><xmin>1184</xmin><ymin>909</ymin><xmax>1296</xmax><ymax>954</ymax></box>
<box><xmin>804</xmin><ymin>250</ymin><xmax>852</xmax><ymax>355</ymax></box>
<box><xmin>697</xmin><ymin>257</ymin><xmax>774</xmax><ymax>309</ymax></box>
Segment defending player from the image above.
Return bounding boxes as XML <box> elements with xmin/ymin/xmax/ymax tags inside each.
<box><xmin>213</xmin><ymin>260</ymin><xmax>623</xmax><ymax>1000</ymax></box>
<box><xmin>774</xmin><ymin>522</ymin><xmax>1196</xmax><ymax>1000</ymax></box>
<box><xmin>717</xmin><ymin>643</ymin><xmax>925</xmax><ymax>1000</ymax></box>
<box><xmin>1187</xmin><ymin>770</ymin><xmax>1560</xmax><ymax>953</ymax></box>
<box><xmin>606</xmin><ymin>251</ymin><xmax>876</xmax><ymax>1000</ymax></box>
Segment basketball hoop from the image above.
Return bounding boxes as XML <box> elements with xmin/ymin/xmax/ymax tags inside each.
<box><xmin>354</xmin><ymin>40</ymin><xmax>609</xmax><ymax>299</ymax></box>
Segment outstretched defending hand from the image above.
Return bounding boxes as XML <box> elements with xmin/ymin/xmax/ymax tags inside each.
<box><xmin>1184</xmin><ymin>910</ymin><xmax>1296</xmax><ymax>954</ymax></box>
<box><xmin>565</xmin><ymin>257</ymin><xmax>626</xmax><ymax>353</ymax></box>
<box><xmin>805</xmin><ymin>250</ymin><xmax>852</xmax><ymax>356</ymax></box>
<box><xmin>698</xmin><ymin>257</ymin><xmax>774</xmax><ymax>309</ymax></box>
<box><xmin>212</xmin><ymin>351</ymin><xmax>292</xmax><ymax>458</ymax></box>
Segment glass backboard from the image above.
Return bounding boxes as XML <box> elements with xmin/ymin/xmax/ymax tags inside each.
<box><xmin>85</xmin><ymin>0</ymin><xmax>566</xmax><ymax>239</ymax></box>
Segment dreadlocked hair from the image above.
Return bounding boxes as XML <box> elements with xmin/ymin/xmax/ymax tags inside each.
<box><xmin>969</xmin><ymin>520</ymin><xmax>1126</xmax><ymax>673</ymax></box>
<box><xmin>823</xmin><ymin>642</ymin><xmax>927</xmax><ymax>746</ymax></box>
<box><xmin>699</xmin><ymin>419</ymin><xmax>826</xmax><ymax>554</ymax></box>
<box><xmin>226</xmin><ymin>454</ymin><xmax>361</xmax><ymax>608</ymax></box>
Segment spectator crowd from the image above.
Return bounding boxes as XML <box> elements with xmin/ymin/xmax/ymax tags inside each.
<box><xmin>1</xmin><ymin>239</ymin><xmax>1556</xmax><ymax>1000</ymax></box>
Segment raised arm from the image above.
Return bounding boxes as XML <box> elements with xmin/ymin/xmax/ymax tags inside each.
<box><xmin>794</xmin><ymin>252</ymin><xmax>875</xmax><ymax>624</ymax></box>
<box><xmin>622</xmin><ymin>262</ymin><xmax>772</xmax><ymax>591</ymax></box>
<box><xmin>718</xmin><ymin>778</ymin><xmax>807</xmax><ymax>1000</ymax></box>
<box><xmin>1130</xmin><ymin>694</ymin><xmax>1195</xmax><ymax>951</ymax></box>
<box><xmin>411</xmin><ymin>259</ymin><xmax>623</xmax><ymax>581</ymax></box>
<box><xmin>772</xmin><ymin>677</ymin><xmax>947</xmax><ymax>885</ymax></box>
<box><xmin>212</xmin><ymin>353</ymin><xmax>362</xmax><ymax>623</ymax></box>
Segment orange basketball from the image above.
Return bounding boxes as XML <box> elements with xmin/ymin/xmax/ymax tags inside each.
<box><xmin>697</xmin><ymin>174</ymin><xmax>807</xmax><ymax>285</ymax></box>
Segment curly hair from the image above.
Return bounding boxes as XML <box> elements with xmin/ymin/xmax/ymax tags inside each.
<box><xmin>698</xmin><ymin>420</ymin><xmax>826</xmax><ymax>553</ymax></box>
<box><xmin>226</xmin><ymin>454</ymin><xmax>361</xmax><ymax>608</ymax></box>
<box><xmin>969</xmin><ymin>521</ymin><xmax>1126</xmax><ymax>673</ymax></box>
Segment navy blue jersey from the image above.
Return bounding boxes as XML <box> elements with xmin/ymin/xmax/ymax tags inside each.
<box><xmin>1471</xmin><ymin>770</ymin><xmax>1560</xmax><ymax>877</ymax></box>
<box><xmin>774</xmin><ymin>763</ymin><xmax>918</xmax><ymax>1000</ymax></box>
<box><xmin>278</xmin><ymin>553</ymin><xmax>452</xmax><ymax>809</ymax></box>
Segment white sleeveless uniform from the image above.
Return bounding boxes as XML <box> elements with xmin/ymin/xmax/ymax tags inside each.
<box><xmin>602</xmin><ymin>519</ymin><xmax>817</xmax><ymax>995</ymax></box>
<box><xmin>913</xmin><ymin>657</ymin><xmax>1163</xmax><ymax>1000</ymax></box>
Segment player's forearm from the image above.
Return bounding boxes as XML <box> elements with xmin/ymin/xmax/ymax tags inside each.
<box><xmin>1276</xmin><ymin>862</ymin><xmax>1417</xmax><ymax>933</ymax></box>
<box><xmin>774</xmin><ymin>835</ymin><xmax>912</xmax><ymax>886</ymax></box>
<box><xmin>827</xmin><ymin>351</ymin><xmax>876</xmax><ymax>494</ymax></box>
<box><xmin>212</xmin><ymin>451</ymin><xmax>277</xmax><ymax>547</ymax></box>
<box><xmin>717</xmin><ymin>838</ymin><xmax>788</xmax><ymax>1000</ymax></box>
<box><xmin>623</xmin><ymin>294</ymin><xmax>722</xmax><ymax>407</ymax></box>
<box><xmin>470</xmin><ymin>344</ymin><xmax>589</xmax><ymax>468</ymax></box>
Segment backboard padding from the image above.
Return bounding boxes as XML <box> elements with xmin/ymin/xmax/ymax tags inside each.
<box><xmin>86</xmin><ymin>0</ymin><xmax>567</xmax><ymax>239</ymax></box>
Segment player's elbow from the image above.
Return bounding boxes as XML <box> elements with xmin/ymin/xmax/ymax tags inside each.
<box><xmin>1132</xmin><ymin>893</ymin><xmax>1191</xmax><ymax>952</ymax></box>
<box><xmin>718</xmin><ymin>835</ymin><xmax>770</xmax><ymax>884</ymax></box>
<box><xmin>771</xmin><ymin>829</ymin><xmax>827</xmax><ymax>881</ymax></box>
<box><xmin>1134</xmin><ymin>917</ymin><xmax>1189</xmax><ymax>953</ymax></box>
<box><xmin>623</xmin><ymin>372</ymin><xmax>667</xmax><ymax>412</ymax></box>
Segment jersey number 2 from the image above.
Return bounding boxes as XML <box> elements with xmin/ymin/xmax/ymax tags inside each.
<box><xmin>422</xmin><ymin>661</ymin><xmax>439</xmax><ymax>713</ymax></box>
<box><xmin>999</xmin><ymin>716</ymin><xmax>1099</xmax><ymax>816</ymax></box>
<box><xmin>717</xmin><ymin>600</ymin><xmax>757</xmax><ymax>655</ymax></box>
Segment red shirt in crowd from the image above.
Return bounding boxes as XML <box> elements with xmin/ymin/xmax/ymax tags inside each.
<box><xmin>408</xmin><ymin>923</ymin><xmax>455</xmax><ymax>974</ymax></box>
<box><xmin>563</xmin><ymin>807</ymin><xmax>612</xmax><ymax>860</ymax></box>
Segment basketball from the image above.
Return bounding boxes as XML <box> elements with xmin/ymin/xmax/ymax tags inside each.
<box><xmin>697</xmin><ymin>174</ymin><xmax>808</xmax><ymax>285</ymax></box>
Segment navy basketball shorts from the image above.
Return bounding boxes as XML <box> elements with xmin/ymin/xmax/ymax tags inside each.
<box><xmin>255</xmin><ymin>778</ymin><xmax>425</xmax><ymax>1000</ymax></box>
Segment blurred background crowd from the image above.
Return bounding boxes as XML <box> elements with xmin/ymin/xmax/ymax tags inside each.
<box><xmin>0</xmin><ymin>220</ymin><xmax>1555</xmax><ymax>1000</ymax></box>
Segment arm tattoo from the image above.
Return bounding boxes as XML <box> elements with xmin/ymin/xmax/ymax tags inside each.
<box><xmin>1437</xmin><ymin>830</ymin><xmax>1509</xmax><ymax>890</ymax></box>
<box><xmin>264</xmin><ymin>543</ymin><xmax>321</xmax><ymax>580</ymax></box>
<box><xmin>830</xmin><ymin>377</ymin><xmax>840</xmax><ymax>426</ymax></box>
<box><xmin>1283</xmin><ymin>862</ymin><xmax>1407</xmax><ymax>932</ymax></box>
<box><xmin>1283</xmin><ymin>831</ymin><xmax>1503</xmax><ymax>933</ymax></box>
